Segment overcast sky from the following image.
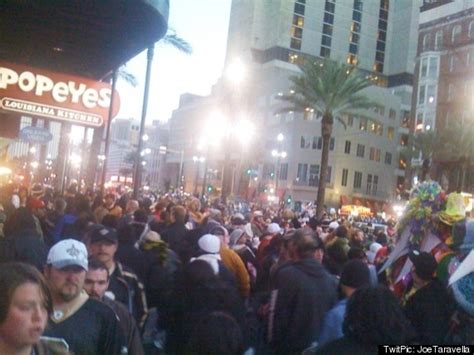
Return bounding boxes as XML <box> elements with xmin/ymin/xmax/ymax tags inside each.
<box><xmin>117</xmin><ymin>0</ymin><xmax>232</xmax><ymax>123</ymax></box>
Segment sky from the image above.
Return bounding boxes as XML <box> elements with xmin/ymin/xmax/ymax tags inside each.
<box><xmin>116</xmin><ymin>0</ymin><xmax>232</xmax><ymax>124</ymax></box>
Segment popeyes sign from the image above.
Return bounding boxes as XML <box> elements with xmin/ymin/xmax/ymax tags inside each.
<box><xmin>0</xmin><ymin>61</ymin><xmax>120</xmax><ymax>127</ymax></box>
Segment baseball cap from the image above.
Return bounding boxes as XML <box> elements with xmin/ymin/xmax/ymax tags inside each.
<box><xmin>90</xmin><ymin>226</ymin><xmax>118</xmax><ymax>244</ymax></box>
<box><xmin>409</xmin><ymin>250</ymin><xmax>437</xmax><ymax>281</ymax></box>
<box><xmin>47</xmin><ymin>239</ymin><xmax>88</xmax><ymax>270</ymax></box>
<box><xmin>27</xmin><ymin>197</ymin><xmax>45</xmax><ymax>210</ymax></box>
<box><xmin>329</xmin><ymin>221</ymin><xmax>340</xmax><ymax>230</ymax></box>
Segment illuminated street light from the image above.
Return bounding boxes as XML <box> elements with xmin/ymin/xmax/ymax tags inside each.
<box><xmin>235</xmin><ymin>119</ymin><xmax>255</xmax><ymax>145</ymax></box>
<box><xmin>142</xmin><ymin>134</ymin><xmax>149</xmax><ymax>142</ymax></box>
<box><xmin>225</xmin><ymin>58</ymin><xmax>245</xmax><ymax>84</ymax></box>
<box><xmin>29</xmin><ymin>147</ymin><xmax>37</xmax><ymax>154</ymax></box>
<box><xmin>30</xmin><ymin>161</ymin><xmax>39</xmax><ymax>169</ymax></box>
<box><xmin>277</xmin><ymin>133</ymin><xmax>284</xmax><ymax>142</ymax></box>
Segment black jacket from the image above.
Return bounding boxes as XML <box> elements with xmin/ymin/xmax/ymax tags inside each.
<box><xmin>269</xmin><ymin>258</ymin><xmax>337</xmax><ymax>354</ymax></box>
<box><xmin>0</xmin><ymin>228</ymin><xmax>47</xmax><ymax>271</ymax></box>
<box><xmin>404</xmin><ymin>278</ymin><xmax>456</xmax><ymax>344</ymax></box>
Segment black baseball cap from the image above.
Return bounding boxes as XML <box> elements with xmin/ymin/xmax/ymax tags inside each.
<box><xmin>409</xmin><ymin>250</ymin><xmax>437</xmax><ymax>281</ymax></box>
<box><xmin>90</xmin><ymin>226</ymin><xmax>118</xmax><ymax>244</ymax></box>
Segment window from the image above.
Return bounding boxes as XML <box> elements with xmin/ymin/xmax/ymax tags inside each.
<box><xmin>356</xmin><ymin>144</ymin><xmax>365</xmax><ymax>158</ymax></box>
<box><xmin>351</xmin><ymin>22</ymin><xmax>361</xmax><ymax>33</ymax></box>
<box><xmin>291</xmin><ymin>26</ymin><xmax>303</xmax><ymax>39</ymax></box>
<box><xmin>341</xmin><ymin>168</ymin><xmax>349</xmax><ymax>187</ymax></box>
<box><xmin>385</xmin><ymin>152</ymin><xmax>392</xmax><ymax>165</ymax></box>
<box><xmin>435</xmin><ymin>30</ymin><xmax>443</xmax><ymax>50</ymax></box>
<box><xmin>324</xmin><ymin>12</ymin><xmax>334</xmax><ymax>24</ymax></box>
<box><xmin>354</xmin><ymin>0</ymin><xmax>363</xmax><ymax>11</ymax></box>
<box><xmin>378</xmin><ymin>30</ymin><xmax>386</xmax><ymax>42</ymax></box>
<box><xmin>297</xmin><ymin>163</ymin><xmax>308</xmax><ymax>182</ymax></box>
<box><xmin>448</xmin><ymin>84</ymin><xmax>454</xmax><ymax>101</ymax></box>
<box><xmin>373</xmin><ymin>175</ymin><xmax>378</xmax><ymax>195</ymax></box>
<box><xmin>427</xmin><ymin>85</ymin><xmax>436</xmax><ymax>104</ymax></box>
<box><xmin>376</xmin><ymin>41</ymin><xmax>386</xmax><ymax>52</ymax></box>
<box><xmin>375</xmin><ymin>51</ymin><xmax>385</xmax><ymax>62</ymax></box>
<box><xmin>312</xmin><ymin>136</ymin><xmax>318</xmax><ymax>149</ymax></box>
<box><xmin>379</xmin><ymin>8</ymin><xmax>388</xmax><ymax>20</ymax></box>
<box><xmin>376</xmin><ymin>123</ymin><xmax>383</xmax><ymax>136</ymax></box>
<box><xmin>323</xmin><ymin>24</ymin><xmax>333</xmax><ymax>36</ymax></box>
<box><xmin>293</xmin><ymin>15</ymin><xmax>304</xmax><ymax>27</ymax></box>
<box><xmin>428</xmin><ymin>56</ymin><xmax>438</xmax><ymax>78</ymax></box>
<box><xmin>294</xmin><ymin>2</ymin><xmax>305</xmax><ymax>15</ymax></box>
<box><xmin>350</xmin><ymin>32</ymin><xmax>360</xmax><ymax>44</ymax></box>
<box><xmin>320</xmin><ymin>46</ymin><xmax>331</xmax><ymax>57</ymax></box>
<box><xmin>325</xmin><ymin>1</ymin><xmax>335</xmax><ymax>12</ymax></box>
<box><xmin>422</xmin><ymin>33</ymin><xmax>430</xmax><ymax>50</ymax></box>
<box><xmin>369</xmin><ymin>147</ymin><xmax>375</xmax><ymax>161</ymax></box>
<box><xmin>387</xmin><ymin>127</ymin><xmax>395</xmax><ymax>140</ymax></box>
<box><xmin>326</xmin><ymin>166</ymin><xmax>332</xmax><ymax>183</ymax></box>
<box><xmin>359</xmin><ymin>117</ymin><xmax>367</xmax><ymax>130</ymax></box>
<box><xmin>379</xmin><ymin>19</ymin><xmax>387</xmax><ymax>31</ymax></box>
<box><xmin>347</xmin><ymin>54</ymin><xmax>358</xmax><ymax>65</ymax></box>
<box><xmin>420</xmin><ymin>57</ymin><xmax>428</xmax><ymax>78</ymax></box>
<box><xmin>349</xmin><ymin>43</ymin><xmax>358</xmax><ymax>54</ymax></box>
<box><xmin>353</xmin><ymin>11</ymin><xmax>362</xmax><ymax>23</ymax></box>
<box><xmin>309</xmin><ymin>164</ymin><xmax>319</xmax><ymax>187</ymax></box>
<box><xmin>301</xmin><ymin>135</ymin><xmax>310</xmax><ymax>149</ymax></box>
<box><xmin>449</xmin><ymin>55</ymin><xmax>455</xmax><ymax>72</ymax></box>
<box><xmin>470</xmin><ymin>21</ymin><xmax>474</xmax><ymax>39</ymax></box>
<box><xmin>290</xmin><ymin>38</ymin><xmax>302</xmax><ymax>50</ymax></box>
<box><xmin>318</xmin><ymin>137</ymin><xmax>323</xmax><ymax>150</ymax></box>
<box><xmin>279</xmin><ymin>163</ymin><xmax>288</xmax><ymax>180</ymax></box>
<box><xmin>322</xmin><ymin>35</ymin><xmax>332</xmax><ymax>46</ymax></box>
<box><xmin>353</xmin><ymin>171</ymin><xmax>362</xmax><ymax>189</ymax></box>
<box><xmin>375</xmin><ymin>149</ymin><xmax>381</xmax><ymax>162</ymax></box>
<box><xmin>344</xmin><ymin>140</ymin><xmax>351</xmax><ymax>154</ymax></box>
<box><xmin>330</xmin><ymin>137</ymin><xmax>335</xmax><ymax>151</ymax></box>
<box><xmin>374</xmin><ymin>62</ymin><xmax>384</xmax><ymax>73</ymax></box>
<box><xmin>347</xmin><ymin>114</ymin><xmax>354</xmax><ymax>126</ymax></box>
<box><xmin>389</xmin><ymin>109</ymin><xmax>396</xmax><ymax>120</ymax></box>
<box><xmin>366</xmin><ymin>174</ymin><xmax>373</xmax><ymax>194</ymax></box>
<box><xmin>452</xmin><ymin>25</ymin><xmax>461</xmax><ymax>44</ymax></box>
<box><xmin>418</xmin><ymin>85</ymin><xmax>426</xmax><ymax>105</ymax></box>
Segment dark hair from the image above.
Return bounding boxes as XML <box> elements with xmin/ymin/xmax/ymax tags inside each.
<box><xmin>183</xmin><ymin>260</ymin><xmax>217</xmax><ymax>286</ymax></box>
<box><xmin>376</xmin><ymin>232</ymin><xmax>388</xmax><ymax>246</ymax></box>
<box><xmin>0</xmin><ymin>262</ymin><xmax>52</xmax><ymax>323</ymax></box>
<box><xmin>117</xmin><ymin>224</ymin><xmax>138</xmax><ymax>243</ymax></box>
<box><xmin>348</xmin><ymin>247</ymin><xmax>366</xmax><ymax>261</ymax></box>
<box><xmin>336</xmin><ymin>225</ymin><xmax>349</xmax><ymax>239</ymax></box>
<box><xmin>291</xmin><ymin>228</ymin><xmax>319</xmax><ymax>259</ymax></box>
<box><xmin>171</xmin><ymin>205</ymin><xmax>187</xmax><ymax>224</ymax></box>
<box><xmin>343</xmin><ymin>286</ymin><xmax>416</xmax><ymax>345</ymax></box>
<box><xmin>186</xmin><ymin>311</ymin><xmax>244</xmax><ymax>355</ymax></box>
<box><xmin>87</xmin><ymin>258</ymin><xmax>109</xmax><ymax>279</ymax></box>
<box><xmin>210</xmin><ymin>226</ymin><xmax>227</xmax><ymax>237</ymax></box>
<box><xmin>134</xmin><ymin>209</ymin><xmax>148</xmax><ymax>223</ymax></box>
<box><xmin>102</xmin><ymin>214</ymin><xmax>118</xmax><ymax>229</ymax></box>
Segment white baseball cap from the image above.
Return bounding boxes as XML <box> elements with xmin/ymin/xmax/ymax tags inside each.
<box><xmin>47</xmin><ymin>239</ymin><xmax>88</xmax><ymax>270</ymax></box>
<box><xmin>329</xmin><ymin>221</ymin><xmax>340</xmax><ymax>230</ymax></box>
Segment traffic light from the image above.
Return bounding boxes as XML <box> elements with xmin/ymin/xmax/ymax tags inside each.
<box><xmin>287</xmin><ymin>195</ymin><xmax>292</xmax><ymax>204</ymax></box>
<box><xmin>207</xmin><ymin>185</ymin><xmax>213</xmax><ymax>192</ymax></box>
<box><xmin>246</xmin><ymin>168</ymin><xmax>251</xmax><ymax>175</ymax></box>
<box><xmin>270</xmin><ymin>172</ymin><xmax>275</xmax><ymax>177</ymax></box>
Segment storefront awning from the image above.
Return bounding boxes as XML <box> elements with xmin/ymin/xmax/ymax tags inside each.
<box><xmin>0</xmin><ymin>1</ymin><xmax>169</xmax><ymax>80</ymax></box>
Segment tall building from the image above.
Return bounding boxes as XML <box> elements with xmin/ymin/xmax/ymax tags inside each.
<box><xmin>412</xmin><ymin>0</ymin><xmax>474</xmax><ymax>190</ymax></box>
<box><xmin>168</xmin><ymin>0</ymin><xmax>422</xmax><ymax>211</ymax></box>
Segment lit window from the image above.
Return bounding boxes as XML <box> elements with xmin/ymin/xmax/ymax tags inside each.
<box><xmin>293</xmin><ymin>15</ymin><xmax>304</xmax><ymax>27</ymax></box>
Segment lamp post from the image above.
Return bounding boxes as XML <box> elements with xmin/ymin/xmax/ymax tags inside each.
<box><xmin>192</xmin><ymin>155</ymin><xmax>205</xmax><ymax>196</ymax></box>
<box><xmin>271</xmin><ymin>133</ymin><xmax>287</xmax><ymax>203</ymax></box>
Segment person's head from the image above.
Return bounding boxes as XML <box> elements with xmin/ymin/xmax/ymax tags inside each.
<box><xmin>186</xmin><ymin>311</ymin><xmax>244</xmax><ymax>355</ymax></box>
<box><xmin>0</xmin><ymin>262</ymin><xmax>51</xmax><ymax>352</ymax></box>
<box><xmin>104</xmin><ymin>193</ymin><xmax>116</xmax><ymax>207</ymax></box>
<box><xmin>409</xmin><ymin>250</ymin><xmax>437</xmax><ymax>285</ymax></box>
<box><xmin>335</xmin><ymin>225</ymin><xmax>348</xmax><ymax>239</ymax></box>
<box><xmin>183</xmin><ymin>260</ymin><xmax>217</xmax><ymax>287</ymax></box>
<box><xmin>133</xmin><ymin>208</ymin><xmax>148</xmax><ymax>223</ymax></box>
<box><xmin>187</xmin><ymin>198</ymin><xmax>201</xmax><ymax>213</ymax></box>
<box><xmin>101</xmin><ymin>214</ymin><xmax>119</xmax><ymax>229</ymax></box>
<box><xmin>347</xmin><ymin>247</ymin><xmax>368</xmax><ymax>263</ymax></box>
<box><xmin>266</xmin><ymin>223</ymin><xmax>282</xmax><ymax>236</ymax></box>
<box><xmin>229</xmin><ymin>229</ymin><xmax>248</xmax><ymax>247</ymax></box>
<box><xmin>54</xmin><ymin>198</ymin><xmax>67</xmax><ymax>214</ymax></box>
<box><xmin>125</xmin><ymin>200</ymin><xmax>139</xmax><ymax>214</ymax></box>
<box><xmin>27</xmin><ymin>198</ymin><xmax>46</xmax><ymax>218</ymax></box>
<box><xmin>340</xmin><ymin>260</ymin><xmax>370</xmax><ymax>298</ymax></box>
<box><xmin>343</xmin><ymin>287</ymin><xmax>416</xmax><ymax>345</ymax></box>
<box><xmin>198</xmin><ymin>234</ymin><xmax>221</xmax><ymax>255</ymax></box>
<box><xmin>376</xmin><ymin>232</ymin><xmax>388</xmax><ymax>246</ymax></box>
<box><xmin>88</xmin><ymin>226</ymin><xmax>118</xmax><ymax>268</ymax></box>
<box><xmin>170</xmin><ymin>205</ymin><xmax>186</xmax><ymax>224</ymax></box>
<box><xmin>211</xmin><ymin>226</ymin><xmax>230</xmax><ymax>247</ymax></box>
<box><xmin>84</xmin><ymin>258</ymin><xmax>109</xmax><ymax>300</ymax></box>
<box><xmin>351</xmin><ymin>229</ymin><xmax>365</xmax><ymax>243</ymax></box>
<box><xmin>117</xmin><ymin>224</ymin><xmax>138</xmax><ymax>243</ymax></box>
<box><xmin>44</xmin><ymin>239</ymin><xmax>88</xmax><ymax>303</ymax></box>
<box><xmin>288</xmin><ymin>228</ymin><xmax>320</xmax><ymax>261</ymax></box>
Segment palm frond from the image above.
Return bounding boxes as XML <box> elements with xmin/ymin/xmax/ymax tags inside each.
<box><xmin>162</xmin><ymin>30</ymin><xmax>193</xmax><ymax>54</ymax></box>
<box><xmin>117</xmin><ymin>67</ymin><xmax>138</xmax><ymax>87</ymax></box>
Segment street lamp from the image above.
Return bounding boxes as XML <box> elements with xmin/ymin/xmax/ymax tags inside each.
<box><xmin>271</xmin><ymin>133</ymin><xmax>287</xmax><ymax>203</ymax></box>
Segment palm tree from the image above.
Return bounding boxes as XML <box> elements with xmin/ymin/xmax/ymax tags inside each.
<box><xmin>279</xmin><ymin>58</ymin><xmax>374</xmax><ymax>217</ymax></box>
<box><xmin>402</xmin><ymin>130</ymin><xmax>440</xmax><ymax>182</ymax></box>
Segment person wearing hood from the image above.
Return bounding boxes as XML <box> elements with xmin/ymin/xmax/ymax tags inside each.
<box><xmin>229</xmin><ymin>228</ymin><xmax>257</xmax><ymax>283</ymax></box>
<box><xmin>268</xmin><ymin>228</ymin><xmax>337</xmax><ymax>354</ymax></box>
<box><xmin>256</xmin><ymin>223</ymin><xmax>281</xmax><ymax>267</ymax></box>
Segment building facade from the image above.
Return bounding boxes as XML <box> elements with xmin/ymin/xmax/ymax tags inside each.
<box><xmin>412</xmin><ymin>0</ymin><xmax>474</xmax><ymax>190</ymax></box>
<box><xmin>168</xmin><ymin>0</ymin><xmax>422</xmax><ymax>210</ymax></box>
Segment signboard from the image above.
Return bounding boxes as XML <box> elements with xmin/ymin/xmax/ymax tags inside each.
<box><xmin>19</xmin><ymin>126</ymin><xmax>53</xmax><ymax>144</ymax></box>
<box><xmin>0</xmin><ymin>61</ymin><xmax>120</xmax><ymax>127</ymax></box>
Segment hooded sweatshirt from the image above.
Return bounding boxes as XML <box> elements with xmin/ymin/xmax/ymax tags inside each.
<box><xmin>269</xmin><ymin>258</ymin><xmax>337</xmax><ymax>354</ymax></box>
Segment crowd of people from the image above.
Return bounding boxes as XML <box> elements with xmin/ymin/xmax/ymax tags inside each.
<box><xmin>0</xmin><ymin>183</ymin><xmax>472</xmax><ymax>354</ymax></box>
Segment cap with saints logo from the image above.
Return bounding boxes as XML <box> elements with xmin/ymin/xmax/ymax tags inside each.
<box><xmin>47</xmin><ymin>239</ymin><xmax>88</xmax><ymax>270</ymax></box>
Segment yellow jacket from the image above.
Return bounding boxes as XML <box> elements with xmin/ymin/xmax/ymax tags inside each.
<box><xmin>220</xmin><ymin>246</ymin><xmax>250</xmax><ymax>297</ymax></box>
